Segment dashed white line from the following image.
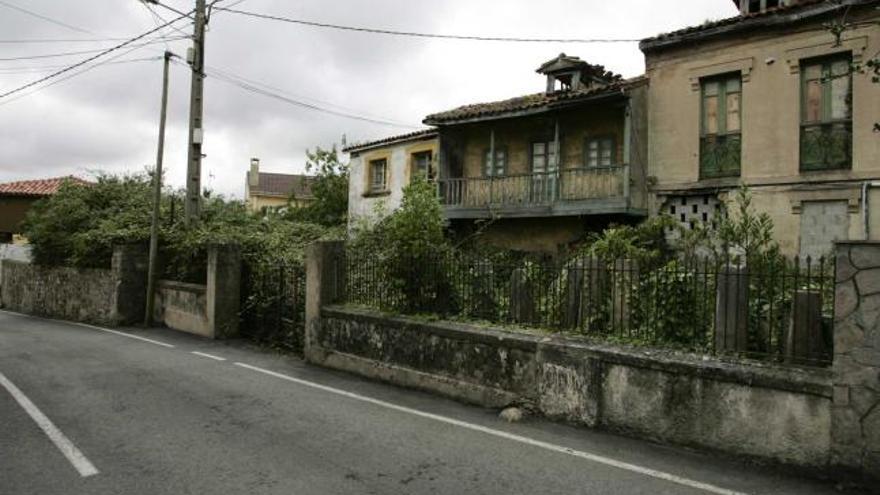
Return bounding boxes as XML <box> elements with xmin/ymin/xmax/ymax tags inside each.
<box><xmin>0</xmin><ymin>371</ymin><xmax>99</xmax><ymax>478</ymax></box>
<box><xmin>233</xmin><ymin>362</ymin><xmax>747</xmax><ymax>495</ymax></box>
<box><xmin>191</xmin><ymin>351</ymin><xmax>226</xmax><ymax>361</ymax></box>
<box><xmin>72</xmin><ymin>323</ymin><xmax>176</xmax><ymax>349</ymax></box>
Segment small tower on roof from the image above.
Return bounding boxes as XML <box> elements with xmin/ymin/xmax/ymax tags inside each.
<box><xmin>537</xmin><ymin>53</ymin><xmax>621</xmax><ymax>95</ymax></box>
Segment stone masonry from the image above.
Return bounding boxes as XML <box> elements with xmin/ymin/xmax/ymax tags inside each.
<box><xmin>832</xmin><ymin>241</ymin><xmax>880</xmax><ymax>480</ymax></box>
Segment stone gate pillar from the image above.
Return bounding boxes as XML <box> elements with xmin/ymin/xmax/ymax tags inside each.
<box><xmin>831</xmin><ymin>241</ymin><xmax>880</xmax><ymax>481</ymax></box>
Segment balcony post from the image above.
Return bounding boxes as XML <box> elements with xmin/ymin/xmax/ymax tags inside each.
<box><xmin>554</xmin><ymin>117</ymin><xmax>561</xmax><ymax>201</ymax></box>
<box><xmin>623</xmin><ymin>100</ymin><xmax>633</xmax><ymax>206</ymax></box>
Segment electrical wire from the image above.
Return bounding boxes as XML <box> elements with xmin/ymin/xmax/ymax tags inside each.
<box><xmin>0</xmin><ymin>36</ymin><xmax>189</xmax><ymax>62</ymax></box>
<box><xmin>213</xmin><ymin>6</ymin><xmax>641</xmax><ymax>43</ymax></box>
<box><xmin>0</xmin><ymin>10</ymin><xmax>193</xmax><ymax>100</ymax></box>
<box><xmin>0</xmin><ymin>56</ymin><xmax>161</xmax><ymax>75</ymax></box>
<box><xmin>177</xmin><ymin>60</ymin><xmax>422</xmax><ymax>129</ymax></box>
<box><xmin>0</xmin><ymin>0</ymin><xmax>96</xmax><ymax>35</ymax></box>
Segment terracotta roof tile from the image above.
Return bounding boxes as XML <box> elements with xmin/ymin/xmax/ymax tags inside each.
<box><xmin>0</xmin><ymin>176</ymin><xmax>91</xmax><ymax>197</ymax></box>
<box><xmin>342</xmin><ymin>128</ymin><xmax>437</xmax><ymax>153</ymax></box>
<box><xmin>250</xmin><ymin>173</ymin><xmax>316</xmax><ymax>199</ymax></box>
<box><xmin>423</xmin><ymin>78</ymin><xmax>642</xmax><ymax>125</ymax></box>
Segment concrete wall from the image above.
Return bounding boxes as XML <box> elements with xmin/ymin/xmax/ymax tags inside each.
<box><xmin>151</xmin><ymin>244</ymin><xmax>241</xmax><ymax>339</ymax></box>
<box><xmin>832</xmin><ymin>241</ymin><xmax>880</xmax><ymax>480</ymax></box>
<box><xmin>644</xmin><ymin>9</ymin><xmax>880</xmax><ymax>253</ymax></box>
<box><xmin>152</xmin><ymin>280</ymin><xmax>210</xmax><ymax>337</ymax></box>
<box><xmin>347</xmin><ymin>137</ymin><xmax>439</xmax><ymax>228</ymax></box>
<box><xmin>0</xmin><ymin>245</ymin><xmax>147</xmax><ymax>326</ymax></box>
<box><xmin>312</xmin><ymin>305</ymin><xmax>832</xmax><ymax>468</ymax></box>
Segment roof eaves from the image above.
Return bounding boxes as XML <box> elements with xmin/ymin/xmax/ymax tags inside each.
<box><xmin>342</xmin><ymin>129</ymin><xmax>437</xmax><ymax>154</ymax></box>
<box><xmin>640</xmin><ymin>0</ymin><xmax>866</xmax><ymax>52</ymax></box>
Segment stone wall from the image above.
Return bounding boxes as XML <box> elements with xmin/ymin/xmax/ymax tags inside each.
<box><xmin>314</xmin><ymin>305</ymin><xmax>832</xmax><ymax>468</ymax></box>
<box><xmin>832</xmin><ymin>241</ymin><xmax>880</xmax><ymax>480</ymax></box>
<box><xmin>0</xmin><ymin>245</ymin><xmax>147</xmax><ymax>326</ymax></box>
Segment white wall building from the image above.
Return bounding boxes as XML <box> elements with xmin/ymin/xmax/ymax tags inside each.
<box><xmin>344</xmin><ymin>129</ymin><xmax>438</xmax><ymax>229</ymax></box>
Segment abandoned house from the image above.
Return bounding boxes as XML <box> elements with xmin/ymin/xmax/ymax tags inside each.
<box><xmin>641</xmin><ymin>0</ymin><xmax>880</xmax><ymax>258</ymax></box>
<box><xmin>245</xmin><ymin>158</ymin><xmax>316</xmax><ymax>213</ymax></box>
<box><xmin>345</xmin><ymin>0</ymin><xmax>880</xmax><ymax>256</ymax></box>
<box><xmin>0</xmin><ymin>176</ymin><xmax>91</xmax><ymax>243</ymax></box>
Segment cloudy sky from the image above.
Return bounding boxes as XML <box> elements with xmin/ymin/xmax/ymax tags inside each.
<box><xmin>0</xmin><ymin>0</ymin><xmax>738</xmax><ymax>198</ymax></box>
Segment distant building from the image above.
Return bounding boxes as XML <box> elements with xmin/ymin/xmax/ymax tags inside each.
<box><xmin>245</xmin><ymin>158</ymin><xmax>316</xmax><ymax>212</ymax></box>
<box><xmin>0</xmin><ymin>176</ymin><xmax>91</xmax><ymax>243</ymax></box>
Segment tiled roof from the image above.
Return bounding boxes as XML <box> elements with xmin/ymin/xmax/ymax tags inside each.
<box><xmin>342</xmin><ymin>128</ymin><xmax>437</xmax><ymax>154</ymax></box>
<box><xmin>640</xmin><ymin>0</ymin><xmax>871</xmax><ymax>51</ymax></box>
<box><xmin>250</xmin><ymin>173</ymin><xmax>315</xmax><ymax>199</ymax></box>
<box><xmin>0</xmin><ymin>176</ymin><xmax>91</xmax><ymax>197</ymax></box>
<box><xmin>423</xmin><ymin>78</ymin><xmax>642</xmax><ymax>125</ymax></box>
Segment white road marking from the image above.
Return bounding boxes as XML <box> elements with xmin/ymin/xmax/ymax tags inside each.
<box><xmin>191</xmin><ymin>351</ymin><xmax>226</xmax><ymax>361</ymax></box>
<box><xmin>0</xmin><ymin>371</ymin><xmax>99</xmax><ymax>478</ymax></box>
<box><xmin>71</xmin><ymin>323</ymin><xmax>176</xmax><ymax>349</ymax></box>
<box><xmin>0</xmin><ymin>309</ymin><xmax>175</xmax><ymax>349</ymax></box>
<box><xmin>234</xmin><ymin>362</ymin><xmax>747</xmax><ymax>495</ymax></box>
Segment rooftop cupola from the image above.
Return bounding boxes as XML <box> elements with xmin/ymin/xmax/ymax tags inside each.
<box><xmin>736</xmin><ymin>0</ymin><xmax>797</xmax><ymax>14</ymax></box>
<box><xmin>537</xmin><ymin>53</ymin><xmax>622</xmax><ymax>95</ymax></box>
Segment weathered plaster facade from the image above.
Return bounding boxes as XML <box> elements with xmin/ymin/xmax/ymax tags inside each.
<box><xmin>642</xmin><ymin>1</ymin><xmax>880</xmax><ymax>256</ymax></box>
<box><xmin>345</xmin><ymin>130</ymin><xmax>438</xmax><ymax>228</ymax></box>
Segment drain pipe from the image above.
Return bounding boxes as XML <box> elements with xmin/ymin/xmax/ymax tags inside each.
<box><xmin>863</xmin><ymin>181</ymin><xmax>880</xmax><ymax>240</ymax></box>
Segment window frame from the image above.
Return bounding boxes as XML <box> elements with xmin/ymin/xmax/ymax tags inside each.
<box><xmin>483</xmin><ymin>147</ymin><xmax>508</xmax><ymax>177</ymax></box>
<box><xmin>699</xmin><ymin>72</ymin><xmax>743</xmax><ymax>179</ymax></box>
<box><xmin>409</xmin><ymin>150</ymin><xmax>434</xmax><ymax>182</ymax></box>
<box><xmin>368</xmin><ymin>158</ymin><xmax>388</xmax><ymax>193</ymax></box>
<box><xmin>583</xmin><ymin>135</ymin><xmax>617</xmax><ymax>168</ymax></box>
<box><xmin>530</xmin><ymin>139</ymin><xmax>560</xmax><ymax>174</ymax></box>
<box><xmin>799</xmin><ymin>53</ymin><xmax>853</xmax><ymax>172</ymax></box>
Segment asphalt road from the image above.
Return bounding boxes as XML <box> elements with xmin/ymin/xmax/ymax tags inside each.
<box><xmin>0</xmin><ymin>310</ymin><xmax>857</xmax><ymax>495</ymax></box>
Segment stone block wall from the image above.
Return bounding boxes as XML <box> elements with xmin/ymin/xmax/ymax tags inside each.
<box><xmin>0</xmin><ymin>245</ymin><xmax>147</xmax><ymax>326</ymax></box>
<box><xmin>832</xmin><ymin>241</ymin><xmax>880</xmax><ymax>480</ymax></box>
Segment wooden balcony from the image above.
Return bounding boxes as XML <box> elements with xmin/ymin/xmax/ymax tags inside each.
<box><xmin>438</xmin><ymin>166</ymin><xmax>643</xmax><ymax>219</ymax></box>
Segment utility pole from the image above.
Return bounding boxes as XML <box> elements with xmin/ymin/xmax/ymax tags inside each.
<box><xmin>145</xmin><ymin>51</ymin><xmax>174</xmax><ymax>326</ymax></box>
<box><xmin>184</xmin><ymin>0</ymin><xmax>207</xmax><ymax>224</ymax></box>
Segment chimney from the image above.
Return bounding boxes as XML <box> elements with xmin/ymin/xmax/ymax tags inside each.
<box><xmin>248</xmin><ymin>158</ymin><xmax>260</xmax><ymax>188</ymax></box>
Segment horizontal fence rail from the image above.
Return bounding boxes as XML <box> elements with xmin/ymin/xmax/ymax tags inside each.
<box><xmin>438</xmin><ymin>166</ymin><xmax>627</xmax><ymax>209</ymax></box>
<box><xmin>340</xmin><ymin>250</ymin><xmax>835</xmax><ymax>367</ymax></box>
<box><xmin>240</xmin><ymin>261</ymin><xmax>306</xmax><ymax>353</ymax></box>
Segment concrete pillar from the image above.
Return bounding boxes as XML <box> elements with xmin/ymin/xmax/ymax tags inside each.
<box><xmin>785</xmin><ymin>290</ymin><xmax>828</xmax><ymax>364</ymax></box>
<box><xmin>111</xmin><ymin>244</ymin><xmax>149</xmax><ymax>326</ymax></box>
<box><xmin>304</xmin><ymin>240</ymin><xmax>344</xmax><ymax>363</ymax></box>
<box><xmin>207</xmin><ymin>244</ymin><xmax>241</xmax><ymax>339</ymax></box>
<box><xmin>509</xmin><ymin>268</ymin><xmax>536</xmax><ymax>325</ymax></box>
<box><xmin>831</xmin><ymin>241</ymin><xmax>880</xmax><ymax>481</ymax></box>
<box><xmin>714</xmin><ymin>265</ymin><xmax>749</xmax><ymax>353</ymax></box>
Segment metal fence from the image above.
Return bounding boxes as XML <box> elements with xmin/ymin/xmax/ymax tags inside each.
<box><xmin>240</xmin><ymin>261</ymin><xmax>307</xmax><ymax>353</ymax></box>
<box><xmin>341</xmin><ymin>250</ymin><xmax>835</xmax><ymax>366</ymax></box>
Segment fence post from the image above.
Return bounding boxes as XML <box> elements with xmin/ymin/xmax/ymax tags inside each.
<box><xmin>509</xmin><ymin>268</ymin><xmax>535</xmax><ymax>325</ymax></box>
<box><xmin>830</xmin><ymin>241</ymin><xmax>880</xmax><ymax>481</ymax></box>
<box><xmin>111</xmin><ymin>243</ymin><xmax>149</xmax><ymax>326</ymax></box>
<box><xmin>207</xmin><ymin>243</ymin><xmax>241</xmax><ymax>339</ymax></box>
<box><xmin>714</xmin><ymin>263</ymin><xmax>749</xmax><ymax>353</ymax></box>
<box><xmin>785</xmin><ymin>290</ymin><xmax>826</xmax><ymax>364</ymax></box>
<box><xmin>304</xmin><ymin>240</ymin><xmax>345</xmax><ymax>364</ymax></box>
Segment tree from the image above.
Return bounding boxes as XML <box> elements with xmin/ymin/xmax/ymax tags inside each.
<box><xmin>287</xmin><ymin>145</ymin><xmax>349</xmax><ymax>227</ymax></box>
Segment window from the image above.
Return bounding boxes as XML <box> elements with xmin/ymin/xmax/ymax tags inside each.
<box><xmin>800</xmin><ymin>55</ymin><xmax>852</xmax><ymax>171</ymax></box>
<box><xmin>743</xmin><ymin>0</ymin><xmax>779</xmax><ymax>13</ymax></box>
<box><xmin>531</xmin><ymin>141</ymin><xmax>559</xmax><ymax>173</ymax></box>
<box><xmin>484</xmin><ymin>149</ymin><xmax>507</xmax><ymax>177</ymax></box>
<box><xmin>585</xmin><ymin>137</ymin><xmax>615</xmax><ymax>167</ymax></box>
<box><xmin>700</xmin><ymin>73</ymin><xmax>742</xmax><ymax>179</ymax></box>
<box><xmin>411</xmin><ymin>151</ymin><xmax>433</xmax><ymax>182</ymax></box>
<box><xmin>369</xmin><ymin>158</ymin><xmax>387</xmax><ymax>193</ymax></box>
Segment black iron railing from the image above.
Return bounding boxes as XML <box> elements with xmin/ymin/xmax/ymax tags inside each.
<box><xmin>341</xmin><ymin>250</ymin><xmax>835</xmax><ymax>366</ymax></box>
<box><xmin>240</xmin><ymin>261</ymin><xmax>307</xmax><ymax>353</ymax></box>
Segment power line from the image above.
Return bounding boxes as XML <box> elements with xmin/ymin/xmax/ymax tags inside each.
<box><xmin>0</xmin><ymin>56</ymin><xmax>161</xmax><ymax>75</ymax></box>
<box><xmin>179</xmin><ymin>60</ymin><xmax>421</xmax><ymax>129</ymax></box>
<box><xmin>0</xmin><ymin>38</ymin><xmax>149</xmax><ymax>44</ymax></box>
<box><xmin>0</xmin><ymin>36</ymin><xmax>189</xmax><ymax>62</ymax></box>
<box><xmin>214</xmin><ymin>6</ymin><xmax>641</xmax><ymax>43</ymax></box>
<box><xmin>0</xmin><ymin>10</ymin><xmax>193</xmax><ymax>100</ymax></box>
<box><xmin>0</xmin><ymin>0</ymin><xmax>97</xmax><ymax>36</ymax></box>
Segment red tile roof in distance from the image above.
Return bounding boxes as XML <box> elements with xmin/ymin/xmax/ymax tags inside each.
<box><xmin>0</xmin><ymin>176</ymin><xmax>92</xmax><ymax>197</ymax></box>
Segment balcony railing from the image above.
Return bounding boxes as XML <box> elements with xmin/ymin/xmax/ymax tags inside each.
<box><xmin>438</xmin><ymin>166</ymin><xmax>631</xmax><ymax>216</ymax></box>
